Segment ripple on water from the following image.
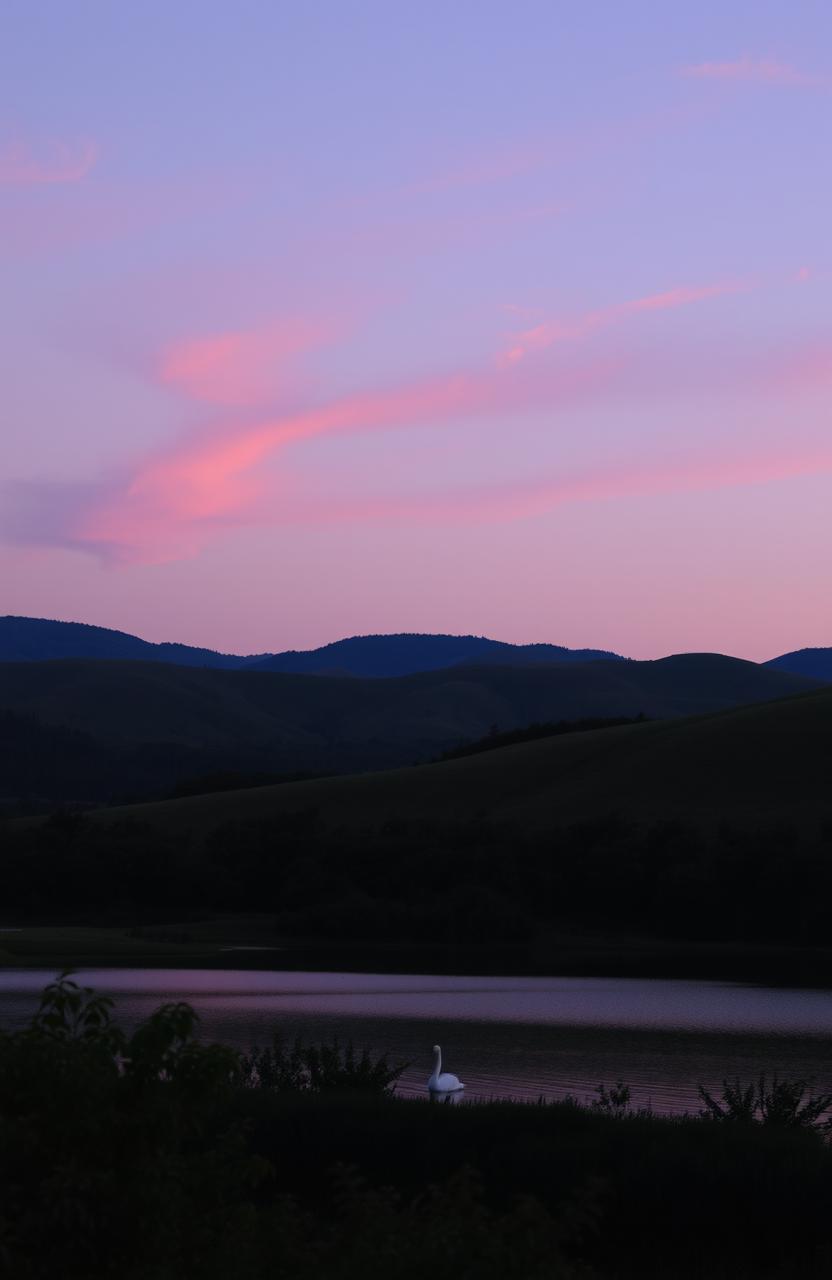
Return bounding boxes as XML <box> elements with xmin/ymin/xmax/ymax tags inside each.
<box><xmin>1</xmin><ymin>970</ymin><xmax>831</xmax><ymax>1115</ymax></box>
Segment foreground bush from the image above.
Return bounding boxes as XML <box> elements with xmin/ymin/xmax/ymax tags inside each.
<box><xmin>240</xmin><ymin>1032</ymin><xmax>407</xmax><ymax>1094</ymax></box>
<box><xmin>3</xmin><ymin>976</ymin><xmax>832</xmax><ymax>1278</ymax></box>
<box><xmin>0</xmin><ymin>976</ymin><xmax>585</xmax><ymax>1279</ymax></box>
<box><xmin>698</xmin><ymin>1075</ymin><xmax>832</xmax><ymax>1132</ymax></box>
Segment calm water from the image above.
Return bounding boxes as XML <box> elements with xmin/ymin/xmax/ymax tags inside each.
<box><xmin>2</xmin><ymin>968</ymin><xmax>831</xmax><ymax>1113</ymax></box>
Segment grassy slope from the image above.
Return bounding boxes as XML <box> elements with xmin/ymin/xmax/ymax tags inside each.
<box><xmin>92</xmin><ymin>686</ymin><xmax>832</xmax><ymax>835</ymax></box>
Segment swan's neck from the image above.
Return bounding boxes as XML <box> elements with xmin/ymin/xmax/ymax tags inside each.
<box><xmin>433</xmin><ymin>1047</ymin><xmax>442</xmax><ymax>1075</ymax></box>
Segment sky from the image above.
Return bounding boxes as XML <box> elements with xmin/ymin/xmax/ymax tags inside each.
<box><xmin>1</xmin><ymin>0</ymin><xmax>831</xmax><ymax>660</ymax></box>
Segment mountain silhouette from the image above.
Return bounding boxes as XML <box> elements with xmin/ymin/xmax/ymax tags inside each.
<box><xmin>765</xmin><ymin>648</ymin><xmax>832</xmax><ymax>681</ymax></box>
<box><xmin>247</xmin><ymin>633</ymin><xmax>624</xmax><ymax>676</ymax></box>
<box><xmin>0</xmin><ymin>616</ymin><xmax>257</xmax><ymax>668</ymax></box>
<box><xmin>0</xmin><ymin>616</ymin><xmax>623</xmax><ymax>676</ymax></box>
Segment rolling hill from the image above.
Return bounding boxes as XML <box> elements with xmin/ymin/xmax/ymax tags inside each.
<box><xmin>0</xmin><ymin>652</ymin><xmax>822</xmax><ymax>805</ymax></box>
<box><xmin>95</xmin><ymin>685</ymin><xmax>832</xmax><ymax>836</ymax></box>
<box><xmin>8</xmin><ymin>685</ymin><xmax>832</xmax><ymax>958</ymax></box>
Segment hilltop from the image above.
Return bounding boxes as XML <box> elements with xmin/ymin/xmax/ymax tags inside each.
<box><xmin>765</xmin><ymin>647</ymin><xmax>832</xmax><ymax>681</ymax></box>
<box><xmin>0</xmin><ymin>615</ymin><xmax>257</xmax><ymax>669</ymax></box>
<box><xmin>247</xmin><ymin>633</ymin><xmax>624</xmax><ymax>675</ymax></box>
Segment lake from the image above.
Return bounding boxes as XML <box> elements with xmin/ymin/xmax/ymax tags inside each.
<box><xmin>2</xmin><ymin>968</ymin><xmax>831</xmax><ymax>1113</ymax></box>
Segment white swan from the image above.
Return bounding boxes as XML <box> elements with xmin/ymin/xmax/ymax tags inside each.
<box><xmin>428</xmin><ymin>1043</ymin><xmax>464</xmax><ymax>1093</ymax></box>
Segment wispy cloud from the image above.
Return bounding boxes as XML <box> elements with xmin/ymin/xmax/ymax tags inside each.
<box><xmin>277</xmin><ymin>446</ymin><xmax>832</xmax><ymax>528</ymax></box>
<box><xmin>5</xmin><ymin>341</ymin><xmax>831</xmax><ymax>564</ymax></box>
<box><xmin>498</xmin><ymin>280</ymin><xmax>744</xmax><ymax>365</ymax></box>
<box><xmin>681</xmin><ymin>56</ymin><xmax>827</xmax><ymax>88</ymax></box>
<box><xmin>2</xmin><ymin>355</ymin><xmax>617</xmax><ymax>564</ymax></box>
<box><xmin>0</xmin><ymin>136</ymin><xmax>98</xmax><ymax>185</ymax></box>
<box><xmin>159</xmin><ymin>319</ymin><xmax>334</xmax><ymax>406</ymax></box>
<box><xmin>3</xmin><ymin>273</ymin><xmax>819</xmax><ymax>567</ymax></box>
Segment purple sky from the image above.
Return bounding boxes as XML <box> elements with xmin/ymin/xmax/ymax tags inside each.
<box><xmin>2</xmin><ymin>1</ymin><xmax>831</xmax><ymax>659</ymax></box>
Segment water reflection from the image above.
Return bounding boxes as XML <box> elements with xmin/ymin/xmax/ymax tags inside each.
<box><xmin>1</xmin><ymin>969</ymin><xmax>831</xmax><ymax>1115</ymax></box>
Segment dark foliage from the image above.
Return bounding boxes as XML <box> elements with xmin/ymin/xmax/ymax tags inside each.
<box><xmin>0</xmin><ymin>974</ymin><xmax>258</xmax><ymax>1279</ymax></box>
<box><xmin>238</xmin><ymin>1087</ymin><xmax>832</xmax><ymax>1279</ymax></box>
<box><xmin>698</xmin><ymin>1075</ymin><xmax>832</xmax><ymax>1131</ymax></box>
<box><xmin>5</xmin><ymin>977</ymin><xmax>832</xmax><ymax>1277</ymax></box>
<box><xmin>0</xmin><ymin>976</ymin><xmax>588</xmax><ymax>1279</ymax></box>
<box><xmin>5</xmin><ymin>810</ymin><xmax>832</xmax><ymax>953</ymax></box>
<box><xmin>240</xmin><ymin>1033</ymin><xmax>407</xmax><ymax>1094</ymax></box>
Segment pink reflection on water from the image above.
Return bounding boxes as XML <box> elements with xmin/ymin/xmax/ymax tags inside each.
<box><xmin>2</xmin><ymin>970</ymin><xmax>831</xmax><ymax>1036</ymax></box>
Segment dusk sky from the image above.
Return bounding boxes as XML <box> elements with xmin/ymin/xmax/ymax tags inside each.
<box><xmin>2</xmin><ymin>1</ymin><xmax>831</xmax><ymax>660</ymax></box>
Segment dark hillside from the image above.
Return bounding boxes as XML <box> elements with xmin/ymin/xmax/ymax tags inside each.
<box><xmin>0</xmin><ymin>652</ymin><xmax>821</xmax><ymax>805</ymax></box>
<box><xmin>10</xmin><ymin>688</ymin><xmax>832</xmax><ymax>958</ymax></box>
<box><xmin>87</xmin><ymin>685</ymin><xmax>832</xmax><ymax>836</ymax></box>
<box><xmin>0</xmin><ymin>652</ymin><xmax>816</xmax><ymax>749</ymax></box>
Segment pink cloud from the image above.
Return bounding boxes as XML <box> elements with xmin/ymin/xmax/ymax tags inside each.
<box><xmin>159</xmin><ymin>319</ymin><xmax>332</xmax><ymax>406</ymax></box>
<box><xmin>681</xmin><ymin>56</ymin><xmax>826</xmax><ymax>88</ymax></box>
<box><xmin>192</xmin><ymin>443</ymin><xmax>832</xmax><ymax>530</ymax></box>
<box><xmin>499</xmin><ymin>280</ymin><xmax>743</xmax><ymax>365</ymax></box>
<box><xmin>6</xmin><ymin>346</ymin><xmax>832</xmax><ymax>565</ymax></box>
<box><xmin>8</xmin><ymin>425</ymin><xmax>832</xmax><ymax>568</ymax></box>
<box><xmin>60</xmin><ymin>355</ymin><xmax>618</xmax><ymax>562</ymax></box>
<box><xmin>3</xmin><ymin>283</ymin><xmax>823</xmax><ymax>567</ymax></box>
<box><xmin>0</xmin><ymin>136</ymin><xmax>98</xmax><ymax>185</ymax></box>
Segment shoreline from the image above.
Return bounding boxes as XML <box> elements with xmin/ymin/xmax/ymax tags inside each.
<box><xmin>2</xmin><ymin>920</ymin><xmax>832</xmax><ymax>987</ymax></box>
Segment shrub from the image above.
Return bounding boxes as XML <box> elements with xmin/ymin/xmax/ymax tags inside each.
<box><xmin>591</xmin><ymin>1080</ymin><xmax>633</xmax><ymax>1117</ymax></box>
<box><xmin>0</xmin><ymin>973</ymin><xmax>264</xmax><ymax>1279</ymax></box>
<box><xmin>239</xmin><ymin>1033</ymin><xmax>407</xmax><ymax>1094</ymax></box>
<box><xmin>698</xmin><ymin>1075</ymin><xmax>832</xmax><ymax>1133</ymax></box>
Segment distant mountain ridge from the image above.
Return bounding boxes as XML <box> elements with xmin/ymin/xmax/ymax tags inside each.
<box><xmin>248</xmin><ymin>634</ymin><xmax>625</xmax><ymax>676</ymax></box>
<box><xmin>765</xmin><ymin>648</ymin><xmax>832</xmax><ymax>681</ymax></box>
<box><xmin>3</xmin><ymin>616</ymin><xmax>829</xmax><ymax>681</ymax></box>
<box><xmin>0</xmin><ymin>616</ymin><xmax>625</xmax><ymax>677</ymax></box>
<box><xmin>0</xmin><ymin>616</ymin><xmax>261</xmax><ymax>669</ymax></box>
